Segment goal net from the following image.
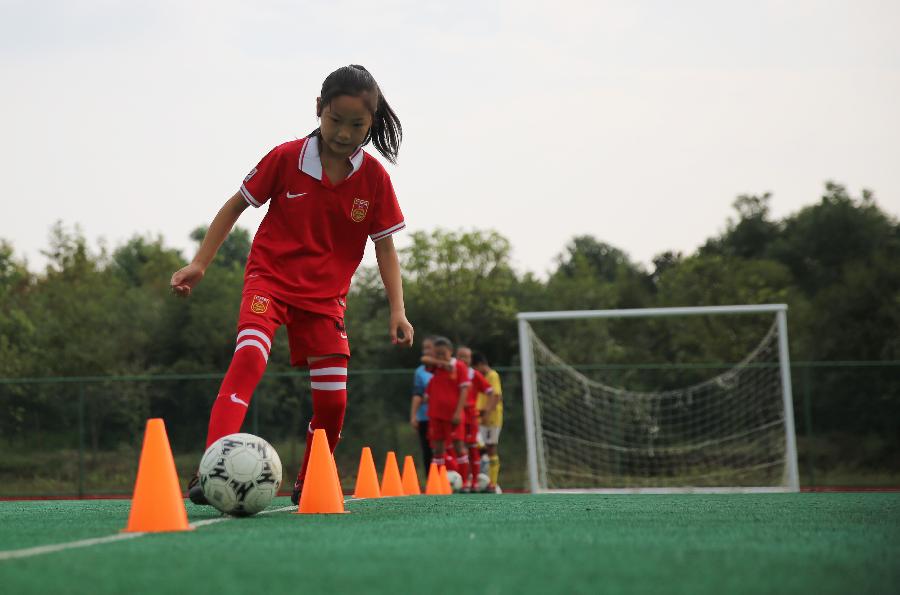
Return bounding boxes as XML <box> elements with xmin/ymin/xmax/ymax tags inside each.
<box><xmin>517</xmin><ymin>305</ymin><xmax>800</xmax><ymax>493</ymax></box>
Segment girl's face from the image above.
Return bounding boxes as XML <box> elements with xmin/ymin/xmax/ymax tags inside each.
<box><xmin>317</xmin><ymin>94</ymin><xmax>373</xmax><ymax>159</ymax></box>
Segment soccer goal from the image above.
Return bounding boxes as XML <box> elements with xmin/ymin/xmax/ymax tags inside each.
<box><xmin>517</xmin><ymin>305</ymin><xmax>800</xmax><ymax>493</ymax></box>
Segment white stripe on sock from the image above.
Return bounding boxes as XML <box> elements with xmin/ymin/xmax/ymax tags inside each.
<box><xmin>235</xmin><ymin>339</ymin><xmax>269</xmax><ymax>362</ymax></box>
<box><xmin>310</xmin><ymin>381</ymin><xmax>347</xmax><ymax>391</ymax></box>
<box><xmin>237</xmin><ymin>328</ymin><xmax>271</xmax><ymax>350</ymax></box>
<box><xmin>309</xmin><ymin>367</ymin><xmax>347</xmax><ymax>377</ymax></box>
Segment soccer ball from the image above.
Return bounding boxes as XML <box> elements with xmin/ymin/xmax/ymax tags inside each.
<box><xmin>446</xmin><ymin>470</ymin><xmax>463</xmax><ymax>493</ymax></box>
<box><xmin>199</xmin><ymin>433</ymin><xmax>282</xmax><ymax>516</ymax></box>
<box><xmin>475</xmin><ymin>472</ymin><xmax>491</xmax><ymax>493</ymax></box>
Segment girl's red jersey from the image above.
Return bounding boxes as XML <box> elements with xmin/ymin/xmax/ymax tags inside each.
<box><xmin>239</xmin><ymin>136</ymin><xmax>405</xmax><ymax>317</ymax></box>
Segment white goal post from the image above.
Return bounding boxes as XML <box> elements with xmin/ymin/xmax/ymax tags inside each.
<box><xmin>517</xmin><ymin>304</ymin><xmax>800</xmax><ymax>494</ymax></box>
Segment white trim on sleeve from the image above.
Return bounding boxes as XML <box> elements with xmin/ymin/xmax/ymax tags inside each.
<box><xmin>240</xmin><ymin>184</ymin><xmax>262</xmax><ymax>208</ymax></box>
<box><xmin>370</xmin><ymin>221</ymin><xmax>406</xmax><ymax>242</ymax></box>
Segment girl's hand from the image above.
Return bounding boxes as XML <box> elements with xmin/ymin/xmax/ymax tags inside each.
<box><xmin>170</xmin><ymin>262</ymin><xmax>205</xmax><ymax>297</ymax></box>
<box><xmin>390</xmin><ymin>311</ymin><xmax>414</xmax><ymax>347</ymax></box>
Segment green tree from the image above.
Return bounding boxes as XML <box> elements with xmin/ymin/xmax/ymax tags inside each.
<box><xmin>400</xmin><ymin>229</ymin><xmax>520</xmax><ymax>364</ymax></box>
<box><xmin>701</xmin><ymin>193</ymin><xmax>781</xmax><ymax>260</ymax></box>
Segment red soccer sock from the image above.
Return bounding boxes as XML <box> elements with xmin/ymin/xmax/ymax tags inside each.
<box><xmin>469</xmin><ymin>446</ymin><xmax>481</xmax><ymax>485</ymax></box>
<box><xmin>456</xmin><ymin>454</ymin><xmax>470</xmax><ymax>487</ymax></box>
<box><xmin>444</xmin><ymin>446</ymin><xmax>459</xmax><ymax>473</ymax></box>
<box><xmin>296</xmin><ymin>357</ymin><xmax>348</xmax><ymax>484</ymax></box>
<box><xmin>205</xmin><ymin>328</ymin><xmax>272</xmax><ymax>447</ymax></box>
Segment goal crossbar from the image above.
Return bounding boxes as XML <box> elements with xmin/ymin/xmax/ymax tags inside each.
<box><xmin>518</xmin><ymin>304</ymin><xmax>788</xmax><ymax>322</ymax></box>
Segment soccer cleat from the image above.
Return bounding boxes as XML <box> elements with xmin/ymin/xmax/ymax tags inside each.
<box><xmin>291</xmin><ymin>479</ymin><xmax>303</xmax><ymax>506</ymax></box>
<box><xmin>187</xmin><ymin>472</ymin><xmax>209</xmax><ymax>505</ymax></box>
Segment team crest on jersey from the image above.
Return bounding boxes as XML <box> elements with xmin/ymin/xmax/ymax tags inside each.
<box><xmin>250</xmin><ymin>295</ymin><xmax>269</xmax><ymax>314</ymax></box>
<box><xmin>350</xmin><ymin>198</ymin><xmax>369</xmax><ymax>223</ymax></box>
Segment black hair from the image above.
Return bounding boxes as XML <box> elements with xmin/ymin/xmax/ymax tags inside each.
<box><xmin>432</xmin><ymin>336</ymin><xmax>453</xmax><ymax>351</ymax></box>
<box><xmin>312</xmin><ymin>64</ymin><xmax>402</xmax><ymax>164</ymax></box>
<box><xmin>472</xmin><ymin>352</ymin><xmax>488</xmax><ymax>367</ymax></box>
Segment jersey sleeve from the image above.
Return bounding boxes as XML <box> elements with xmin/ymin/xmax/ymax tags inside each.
<box><xmin>474</xmin><ymin>370</ymin><xmax>493</xmax><ymax>395</ymax></box>
<box><xmin>456</xmin><ymin>361</ymin><xmax>472</xmax><ymax>388</ymax></box>
<box><xmin>239</xmin><ymin>146</ymin><xmax>282</xmax><ymax>208</ymax></box>
<box><xmin>369</xmin><ymin>169</ymin><xmax>405</xmax><ymax>242</ymax></box>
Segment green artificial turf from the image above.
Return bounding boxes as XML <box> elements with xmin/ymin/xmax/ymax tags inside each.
<box><xmin>1</xmin><ymin>494</ymin><xmax>898</xmax><ymax>595</ymax></box>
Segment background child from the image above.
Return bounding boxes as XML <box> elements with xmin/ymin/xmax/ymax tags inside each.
<box><xmin>410</xmin><ymin>335</ymin><xmax>436</xmax><ymax>474</ymax></box>
<box><xmin>421</xmin><ymin>337</ymin><xmax>470</xmax><ymax>483</ymax></box>
<box><xmin>473</xmin><ymin>352</ymin><xmax>503</xmax><ymax>493</ymax></box>
<box><xmin>455</xmin><ymin>345</ymin><xmax>494</xmax><ymax>492</ymax></box>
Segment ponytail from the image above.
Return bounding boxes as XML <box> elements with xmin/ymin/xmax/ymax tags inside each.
<box><xmin>314</xmin><ymin>64</ymin><xmax>402</xmax><ymax>164</ymax></box>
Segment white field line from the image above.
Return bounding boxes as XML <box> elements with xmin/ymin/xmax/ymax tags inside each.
<box><xmin>0</xmin><ymin>498</ymin><xmax>364</xmax><ymax>562</ymax></box>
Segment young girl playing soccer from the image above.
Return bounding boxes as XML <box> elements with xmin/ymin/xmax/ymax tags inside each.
<box><xmin>170</xmin><ymin>65</ymin><xmax>414</xmax><ymax>505</ymax></box>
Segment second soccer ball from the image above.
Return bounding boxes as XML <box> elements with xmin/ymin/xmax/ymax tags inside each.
<box><xmin>446</xmin><ymin>470</ymin><xmax>463</xmax><ymax>493</ymax></box>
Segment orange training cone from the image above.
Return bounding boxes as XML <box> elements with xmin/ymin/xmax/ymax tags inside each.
<box><xmin>381</xmin><ymin>451</ymin><xmax>405</xmax><ymax>497</ymax></box>
<box><xmin>124</xmin><ymin>418</ymin><xmax>192</xmax><ymax>533</ymax></box>
<box><xmin>331</xmin><ymin>448</ymin><xmax>344</xmax><ymax>496</ymax></box>
<box><xmin>425</xmin><ymin>462</ymin><xmax>443</xmax><ymax>495</ymax></box>
<box><xmin>353</xmin><ymin>447</ymin><xmax>381</xmax><ymax>499</ymax></box>
<box><xmin>401</xmin><ymin>455</ymin><xmax>421</xmax><ymax>495</ymax></box>
<box><xmin>439</xmin><ymin>465</ymin><xmax>453</xmax><ymax>495</ymax></box>
<box><xmin>295</xmin><ymin>429</ymin><xmax>347</xmax><ymax>514</ymax></box>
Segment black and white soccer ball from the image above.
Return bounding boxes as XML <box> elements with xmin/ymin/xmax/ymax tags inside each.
<box><xmin>199</xmin><ymin>433</ymin><xmax>282</xmax><ymax>516</ymax></box>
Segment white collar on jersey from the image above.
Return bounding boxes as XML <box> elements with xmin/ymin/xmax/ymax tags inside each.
<box><xmin>298</xmin><ymin>135</ymin><xmax>365</xmax><ymax>182</ymax></box>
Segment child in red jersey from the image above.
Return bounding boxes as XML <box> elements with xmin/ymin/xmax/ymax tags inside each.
<box><xmin>422</xmin><ymin>337</ymin><xmax>471</xmax><ymax>484</ymax></box>
<box><xmin>454</xmin><ymin>345</ymin><xmax>493</xmax><ymax>492</ymax></box>
<box><xmin>170</xmin><ymin>65</ymin><xmax>414</xmax><ymax>506</ymax></box>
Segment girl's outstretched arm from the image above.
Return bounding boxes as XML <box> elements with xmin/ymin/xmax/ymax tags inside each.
<box><xmin>374</xmin><ymin>236</ymin><xmax>414</xmax><ymax>347</ymax></box>
<box><xmin>170</xmin><ymin>192</ymin><xmax>249</xmax><ymax>297</ymax></box>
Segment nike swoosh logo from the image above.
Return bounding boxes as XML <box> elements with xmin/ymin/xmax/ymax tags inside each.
<box><xmin>340</xmin><ymin>332</ymin><xmax>348</xmax><ymax>339</ymax></box>
<box><xmin>230</xmin><ymin>393</ymin><xmax>249</xmax><ymax>407</ymax></box>
<box><xmin>285</xmin><ymin>191</ymin><xmax>307</xmax><ymax>199</ymax></box>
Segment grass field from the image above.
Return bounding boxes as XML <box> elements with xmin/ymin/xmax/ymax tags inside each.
<box><xmin>1</xmin><ymin>493</ymin><xmax>898</xmax><ymax>594</ymax></box>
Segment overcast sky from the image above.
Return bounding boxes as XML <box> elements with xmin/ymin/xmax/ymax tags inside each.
<box><xmin>2</xmin><ymin>0</ymin><xmax>898</xmax><ymax>276</ymax></box>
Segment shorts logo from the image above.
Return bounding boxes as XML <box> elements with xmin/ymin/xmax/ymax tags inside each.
<box><xmin>250</xmin><ymin>295</ymin><xmax>270</xmax><ymax>314</ymax></box>
<box><xmin>350</xmin><ymin>198</ymin><xmax>369</xmax><ymax>223</ymax></box>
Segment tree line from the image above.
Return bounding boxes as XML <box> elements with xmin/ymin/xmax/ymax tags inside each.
<box><xmin>0</xmin><ymin>181</ymin><xmax>897</xmax><ymax>489</ymax></box>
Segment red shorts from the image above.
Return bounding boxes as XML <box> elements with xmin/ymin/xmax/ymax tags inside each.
<box><xmin>238</xmin><ymin>292</ymin><xmax>350</xmax><ymax>367</ymax></box>
<box><xmin>428</xmin><ymin>418</ymin><xmax>465</xmax><ymax>443</ymax></box>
